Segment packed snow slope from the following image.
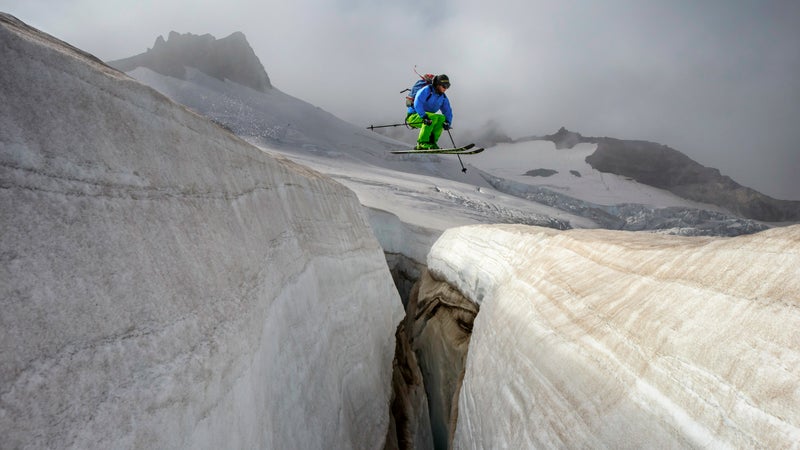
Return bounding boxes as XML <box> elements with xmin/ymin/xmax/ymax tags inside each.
<box><xmin>0</xmin><ymin>12</ymin><xmax>402</xmax><ymax>449</ymax></box>
<box><xmin>427</xmin><ymin>224</ymin><xmax>800</xmax><ymax>448</ymax></box>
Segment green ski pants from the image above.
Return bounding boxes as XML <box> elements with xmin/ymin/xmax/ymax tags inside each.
<box><xmin>406</xmin><ymin>112</ymin><xmax>446</xmax><ymax>147</ymax></box>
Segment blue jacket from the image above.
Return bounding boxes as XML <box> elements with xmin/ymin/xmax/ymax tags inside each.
<box><xmin>409</xmin><ymin>85</ymin><xmax>453</xmax><ymax>125</ymax></box>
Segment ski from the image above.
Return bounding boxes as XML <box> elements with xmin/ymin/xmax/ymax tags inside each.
<box><xmin>391</xmin><ymin>147</ymin><xmax>484</xmax><ymax>155</ymax></box>
<box><xmin>391</xmin><ymin>143</ymin><xmax>481</xmax><ymax>154</ymax></box>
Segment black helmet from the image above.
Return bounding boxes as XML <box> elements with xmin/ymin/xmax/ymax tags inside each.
<box><xmin>433</xmin><ymin>74</ymin><xmax>450</xmax><ymax>89</ymax></box>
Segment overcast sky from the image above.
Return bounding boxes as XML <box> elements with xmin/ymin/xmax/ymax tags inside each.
<box><xmin>3</xmin><ymin>0</ymin><xmax>799</xmax><ymax>200</ymax></box>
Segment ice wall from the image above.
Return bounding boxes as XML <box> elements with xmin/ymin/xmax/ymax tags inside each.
<box><xmin>0</xmin><ymin>13</ymin><xmax>402</xmax><ymax>449</ymax></box>
<box><xmin>428</xmin><ymin>224</ymin><xmax>800</xmax><ymax>448</ymax></box>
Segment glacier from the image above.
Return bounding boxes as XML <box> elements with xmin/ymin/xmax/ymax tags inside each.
<box><xmin>424</xmin><ymin>224</ymin><xmax>800</xmax><ymax>448</ymax></box>
<box><xmin>1</xmin><ymin>13</ymin><xmax>402</xmax><ymax>449</ymax></box>
<box><xmin>3</xmin><ymin>13</ymin><xmax>800</xmax><ymax>450</ymax></box>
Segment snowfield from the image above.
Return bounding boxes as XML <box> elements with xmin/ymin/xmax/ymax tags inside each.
<box><xmin>468</xmin><ymin>140</ymin><xmax>718</xmax><ymax>208</ymax></box>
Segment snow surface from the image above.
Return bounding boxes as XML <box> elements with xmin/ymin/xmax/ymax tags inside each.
<box><xmin>467</xmin><ymin>140</ymin><xmax>722</xmax><ymax>209</ymax></box>
<box><xmin>429</xmin><ymin>224</ymin><xmax>800</xmax><ymax>448</ymax></box>
<box><xmin>1</xmin><ymin>14</ymin><xmax>402</xmax><ymax>449</ymax></box>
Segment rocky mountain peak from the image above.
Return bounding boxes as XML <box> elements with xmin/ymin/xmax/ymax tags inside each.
<box><xmin>544</xmin><ymin>127</ymin><xmax>584</xmax><ymax>149</ymax></box>
<box><xmin>110</xmin><ymin>31</ymin><xmax>271</xmax><ymax>93</ymax></box>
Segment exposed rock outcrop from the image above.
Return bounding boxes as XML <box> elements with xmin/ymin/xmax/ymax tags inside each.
<box><xmin>523</xmin><ymin>168</ymin><xmax>558</xmax><ymax>177</ymax></box>
<box><xmin>384</xmin><ymin>315</ymin><xmax>433</xmax><ymax>450</ymax></box>
<box><xmin>531</xmin><ymin>127</ymin><xmax>800</xmax><ymax>222</ymax></box>
<box><xmin>537</xmin><ymin>126</ymin><xmax>584</xmax><ymax>149</ymax></box>
<box><xmin>584</xmin><ymin>137</ymin><xmax>800</xmax><ymax>221</ymax></box>
<box><xmin>109</xmin><ymin>30</ymin><xmax>271</xmax><ymax>92</ymax></box>
<box><xmin>404</xmin><ymin>270</ymin><xmax>478</xmax><ymax>449</ymax></box>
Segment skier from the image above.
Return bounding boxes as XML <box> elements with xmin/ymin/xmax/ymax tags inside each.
<box><xmin>406</xmin><ymin>74</ymin><xmax>452</xmax><ymax>150</ymax></box>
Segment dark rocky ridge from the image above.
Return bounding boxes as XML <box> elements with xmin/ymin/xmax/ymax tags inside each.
<box><xmin>528</xmin><ymin>127</ymin><xmax>800</xmax><ymax>222</ymax></box>
<box><xmin>109</xmin><ymin>31</ymin><xmax>271</xmax><ymax>93</ymax></box>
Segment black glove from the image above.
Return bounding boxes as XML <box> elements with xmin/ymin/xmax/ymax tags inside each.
<box><xmin>421</xmin><ymin>116</ymin><xmax>432</xmax><ymax>126</ymax></box>
<box><xmin>443</xmin><ymin>122</ymin><xmax>451</xmax><ymax>130</ymax></box>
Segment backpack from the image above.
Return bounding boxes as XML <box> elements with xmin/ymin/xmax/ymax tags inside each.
<box><xmin>403</xmin><ymin>73</ymin><xmax>434</xmax><ymax>107</ymax></box>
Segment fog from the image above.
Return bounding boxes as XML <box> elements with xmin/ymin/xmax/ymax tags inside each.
<box><xmin>3</xmin><ymin>0</ymin><xmax>798</xmax><ymax>200</ymax></box>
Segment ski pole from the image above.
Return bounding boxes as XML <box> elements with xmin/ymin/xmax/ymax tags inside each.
<box><xmin>366</xmin><ymin>122</ymin><xmax>406</xmax><ymax>130</ymax></box>
<box><xmin>366</xmin><ymin>121</ymin><xmax>425</xmax><ymax>130</ymax></box>
<box><xmin>446</xmin><ymin>129</ymin><xmax>468</xmax><ymax>173</ymax></box>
